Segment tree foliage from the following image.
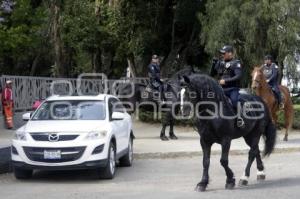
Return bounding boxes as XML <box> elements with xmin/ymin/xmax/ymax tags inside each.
<box><xmin>200</xmin><ymin>0</ymin><xmax>300</xmax><ymax>85</ymax></box>
<box><xmin>0</xmin><ymin>0</ymin><xmax>299</xmax><ymax>87</ymax></box>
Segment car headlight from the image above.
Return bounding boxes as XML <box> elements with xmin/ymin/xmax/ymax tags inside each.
<box><xmin>85</xmin><ymin>131</ymin><xmax>107</xmax><ymax>140</ymax></box>
<box><xmin>13</xmin><ymin>131</ymin><xmax>27</xmax><ymax>141</ymax></box>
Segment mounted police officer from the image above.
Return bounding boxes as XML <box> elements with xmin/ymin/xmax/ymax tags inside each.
<box><xmin>210</xmin><ymin>45</ymin><xmax>244</xmax><ymax>128</ymax></box>
<box><xmin>261</xmin><ymin>55</ymin><xmax>283</xmax><ymax>108</ymax></box>
<box><xmin>148</xmin><ymin>54</ymin><xmax>164</xmax><ymax>102</ymax></box>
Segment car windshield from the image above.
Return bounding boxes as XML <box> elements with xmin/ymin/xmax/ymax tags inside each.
<box><xmin>31</xmin><ymin>100</ymin><xmax>106</xmax><ymax>121</ymax></box>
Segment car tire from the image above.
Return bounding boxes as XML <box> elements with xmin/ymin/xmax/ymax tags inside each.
<box><xmin>99</xmin><ymin>142</ymin><xmax>116</xmax><ymax>179</ymax></box>
<box><xmin>119</xmin><ymin>137</ymin><xmax>133</xmax><ymax>167</ymax></box>
<box><xmin>14</xmin><ymin>167</ymin><xmax>33</xmax><ymax>179</ymax></box>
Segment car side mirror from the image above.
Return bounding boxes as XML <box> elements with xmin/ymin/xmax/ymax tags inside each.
<box><xmin>22</xmin><ymin>112</ymin><xmax>31</xmax><ymax>121</ymax></box>
<box><xmin>111</xmin><ymin>112</ymin><xmax>125</xmax><ymax>121</ymax></box>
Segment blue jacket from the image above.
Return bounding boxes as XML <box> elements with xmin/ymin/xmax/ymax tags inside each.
<box><xmin>211</xmin><ymin>59</ymin><xmax>242</xmax><ymax>89</ymax></box>
<box><xmin>262</xmin><ymin>63</ymin><xmax>278</xmax><ymax>86</ymax></box>
<box><xmin>148</xmin><ymin>63</ymin><xmax>160</xmax><ymax>80</ymax></box>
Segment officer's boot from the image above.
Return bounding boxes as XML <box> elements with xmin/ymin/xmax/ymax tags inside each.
<box><xmin>235</xmin><ymin>103</ymin><xmax>245</xmax><ymax>129</ymax></box>
<box><xmin>278</xmin><ymin>93</ymin><xmax>284</xmax><ymax>109</ymax></box>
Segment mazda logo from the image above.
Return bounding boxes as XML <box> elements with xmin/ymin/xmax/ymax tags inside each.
<box><xmin>48</xmin><ymin>134</ymin><xmax>59</xmax><ymax>142</ymax></box>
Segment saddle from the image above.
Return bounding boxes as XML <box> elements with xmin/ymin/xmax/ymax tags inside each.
<box><xmin>270</xmin><ymin>87</ymin><xmax>285</xmax><ymax>107</ymax></box>
<box><xmin>144</xmin><ymin>81</ymin><xmax>168</xmax><ymax>103</ymax></box>
<box><xmin>145</xmin><ymin>80</ymin><xmax>167</xmax><ymax>93</ymax></box>
<box><xmin>225</xmin><ymin>93</ymin><xmax>261</xmax><ymax>128</ymax></box>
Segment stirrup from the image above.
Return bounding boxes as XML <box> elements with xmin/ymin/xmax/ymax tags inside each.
<box><xmin>237</xmin><ymin>117</ymin><xmax>245</xmax><ymax>128</ymax></box>
<box><xmin>279</xmin><ymin>102</ymin><xmax>284</xmax><ymax>109</ymax></box>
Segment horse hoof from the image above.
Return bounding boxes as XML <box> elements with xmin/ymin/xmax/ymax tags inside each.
<box><xmin>283</xmin><ymin>136</ymin><xmax>288</xmax><ymax>141</ymax></box>
<box><xmin>169</xmin><ymin>134</ymin><xmax>178</xmax><ymax>140</ymax></box>
<box><xmin>160</xmin><ymin>136</ymin><xmax>169</xmax><ymax>141</ymax></box>
<box><xmin>195</xmin><ymin>184</ymin><xmax>207</xmax><ymax>192</ymax></box>
<box><xmin>239</xmin><ymin>179</ymin><xmax>248</xmax><ymax>186</ymax></box>
<box><xmin>225</xmin><ymin>182</ymin><xmax>235</xmax><ymax>190</ymax></box>
<box><xmin>257</xmin><ymin>175</ymin><xmax>266</xmax><ymax>181</ymax></box>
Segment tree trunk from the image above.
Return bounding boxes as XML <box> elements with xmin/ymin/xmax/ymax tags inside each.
<box><xmin>95</xmin><ymin>0</ymin><xmax>101</xmax><ymax>16</ymax></box>
<box><xmin>30</xmin><ymin>54</ymin><xmax>41</xmax><ymax>76</ymax></box>
<box><xmin>51</xmin><ymin>0</ymin><xmax>65</xmax><ymax>77</ymax></box>
<box><xmin>161</xmin><ymin>45</ymin><xmax>183</xmax><ymax>78</ymax></box>
<box><xmin>127</xmin><ymin>57</ymin><xmax>136</xmax><ymax>77</ymax></box>
<box><xmin>92</xmin><ymin>49</ymin><xmax>102</xmax><ymax>73</ymax></box>
<box><xmin>101</xmin><ymin>51</ymin><xmax>113</xmax><ymax>76</ymax></box>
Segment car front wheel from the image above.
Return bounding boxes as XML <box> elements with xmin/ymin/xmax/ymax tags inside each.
<box><xmin>99</xmin><ymin>142</ymin><xmax>116</xmax><ymax>179</ymax></box>
<box><xmin>119</xmin><ymin>137</ymin><xmax>133</xmax><ymax>167</ymax></box>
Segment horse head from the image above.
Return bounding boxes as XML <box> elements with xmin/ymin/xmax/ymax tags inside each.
<box><xmin>178</xmin><ymin>75</ymin><xmax>192</xmax><ymax>117</ymax></box>
<box><xmin>251</xmin><ymin>66</ymin><xmax>265</xmax><ymax>91</ymax></box>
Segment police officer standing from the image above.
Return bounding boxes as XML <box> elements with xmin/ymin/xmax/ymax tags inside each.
<box><xmin>210</xmin><ymin>45</ymin><xmax>244</xmax><ymax>128</ymax></box>
<box><xmin>261</xmin><ymin>55</ymin><xmax>283</xmax><ymax>108</ymax></box>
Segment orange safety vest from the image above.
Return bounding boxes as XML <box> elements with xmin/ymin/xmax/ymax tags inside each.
<box><xmin>2</xmin><ymin>87</ymin><xmax>14</xmax><ymax>129</ymax></box>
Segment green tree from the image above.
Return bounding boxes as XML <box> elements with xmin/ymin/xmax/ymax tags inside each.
<box><xmin>0</xmin><ymin>0</ymin><xmax>50</xmax><ymax>75</ymax></box>
<box><xmin>200</xmin><ymin>0</ymin><xmax>300</xmax><ymax>86</ymax></box>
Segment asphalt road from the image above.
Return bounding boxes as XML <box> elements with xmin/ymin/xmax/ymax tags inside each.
<box><xmin>1</xmin><ymin>152</ymin><xmax>300</xmax><ymax>199</ymax></box>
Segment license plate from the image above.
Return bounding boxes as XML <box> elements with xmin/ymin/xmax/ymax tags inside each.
<box><xmin>44</xmin><ymin>150</ymin><xmax>61</xmax><ymax>159</ymax></box>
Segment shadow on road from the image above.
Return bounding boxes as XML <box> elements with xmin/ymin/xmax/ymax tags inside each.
<box><xmin>239</xmin><ymin>177</ymin><xmax>300</xmax><ymax>190</ymax></box>
<box><xmin>18</xmin><ymin>167</ymin><xmax>131</xmax><ymax>184</ymax></box>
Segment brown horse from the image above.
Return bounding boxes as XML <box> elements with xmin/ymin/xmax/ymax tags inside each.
<box><xmin>251</xmin><ymin>66</ymin><xmax>294</xmax><ymax>141</ymax></box>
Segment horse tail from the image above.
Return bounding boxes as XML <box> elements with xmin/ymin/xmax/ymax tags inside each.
<box><xmin>281</xmin><ymin>86</ymin><xmax>294</xmax><ymax>130</ymax></box>
<box><xmin>263</xmin><ymin>119</ymin><xmax>277</xmax><ymax>157</ymax></box>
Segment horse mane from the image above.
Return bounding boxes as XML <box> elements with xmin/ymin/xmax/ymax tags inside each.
<box><xmin>188</xmin><ymin>74</ymin><xmax>228</xmax><ymax>103</ymax></box>
<box><xmin>171</xmin><ymin>67</ymin><xmax>195</xmax><ymax>79</ymax></box>
<box><xmin>252</xmin><ymin>65</ymin><xmax>263</xmax><ymax>73</ymax></box>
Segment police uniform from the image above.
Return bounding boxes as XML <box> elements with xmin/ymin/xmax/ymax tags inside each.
<box><xmin>148</xmin><ymin>62</ymin><xmax>162</xmax><ymax>91</ymax></box>
<box><xmin>210</xmin><ymin>46</ymin><xmax>242</xmax><ymax>109</ymax></box>
<box><xmin>261</xmin><ymin>62</ymin><xmax>281</xmax><ymax>103</ymax></box>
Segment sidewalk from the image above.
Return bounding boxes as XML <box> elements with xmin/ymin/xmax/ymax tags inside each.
<box><xmin>132</xmin><ymin>121</ymin><xmax>300</xmax><ymax>158</ymax></box>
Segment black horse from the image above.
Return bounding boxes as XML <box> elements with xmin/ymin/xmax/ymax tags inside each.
<box><xmin>117</xmin><ymin>68</ymin><xmax>195</xmax><ymax>141</ymax></box>
<box><xmin>180</xmin><ymin>74</ymin><xmax>276</xmax><ymax>191</ymax></box>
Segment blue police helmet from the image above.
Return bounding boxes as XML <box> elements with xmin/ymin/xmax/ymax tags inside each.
<box><xmin>219</xmin><ymin>45</ymin><xmax>234</xmax><ymax>54</ymax></box>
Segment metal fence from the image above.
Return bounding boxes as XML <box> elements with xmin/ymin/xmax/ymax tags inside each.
<box><xmin>0</xmin><ymin>75</ymin><xmax>148</xmax><ymax>111</ymax></box>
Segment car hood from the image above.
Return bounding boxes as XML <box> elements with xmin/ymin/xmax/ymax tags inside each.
<box><xmin>22</xmin><ymin>120</ymin><xmax>110</xmax><ymax>133</ymax></box>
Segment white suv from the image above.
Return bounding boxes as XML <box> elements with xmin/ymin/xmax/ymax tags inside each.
<box><xmin>11</xmin><ymin>94</ymin><xmax>134</xmax><ymax>179</ymax></box>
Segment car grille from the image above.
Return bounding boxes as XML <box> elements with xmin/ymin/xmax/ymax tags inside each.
<box><xmin>23</xmin><ymin>146</ymin><xmax>86</xmax><ymax>163</ymax></box>
<box><xmin>30</xmin><ymin>133</ymin><xmax>79</xmax><ymax>142</ymax></box>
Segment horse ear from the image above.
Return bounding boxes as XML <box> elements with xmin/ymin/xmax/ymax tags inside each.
<box><xmin>182</xmin><ymin>75</ymin><xmax>191</xmax><ymax>84</ymax></box>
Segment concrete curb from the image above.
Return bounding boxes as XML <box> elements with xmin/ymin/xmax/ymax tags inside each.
<box><xmin>134</xmin><ymin>147</ymin><xmax>300</xmax><ymax>159</ymax></box>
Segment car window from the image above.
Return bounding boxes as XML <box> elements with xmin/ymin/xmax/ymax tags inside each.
<box><xmin>110</xmin><ymin>98</ymin><xmax>125</xmax><ymax>112</ymax></box>
<box><xmin>114</xmin><ymin>99</ymin><xmax>125</xmax><ymax>113</ymax></box>
<box><xmin>31</xmin><ymin>100</ymin><xmax>106</xmax><ymax>120</ymax></box>
<box><xmin>108</xmin><ymin>98</ymin><xmax>126</xmax><ymax>120</ymax></box>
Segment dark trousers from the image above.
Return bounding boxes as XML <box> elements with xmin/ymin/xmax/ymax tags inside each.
<box><xmin>270</xmin><ymin>83</ymin><xmax>282</xmax><ymax>103</ymax></box>
<box><xmin>223</xmin><ymin>88</ymin><xmax>240</xmax><ymax>109</ymax></box>
<box><xmin>150</xmin><ymin>78</ymin><xmax>164</xmax><ymax>100</ymax></box>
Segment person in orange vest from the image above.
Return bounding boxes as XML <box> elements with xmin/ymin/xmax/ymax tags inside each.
<box><xmin>2</xmin><ymin>80</ymin><xmax>14</xmax><ymax>129</ymax></box>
